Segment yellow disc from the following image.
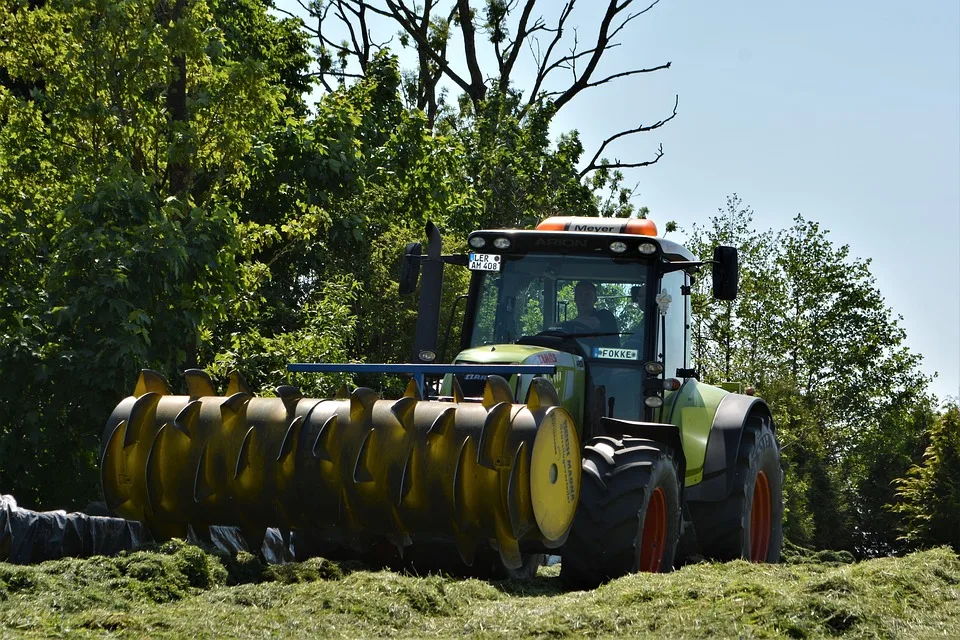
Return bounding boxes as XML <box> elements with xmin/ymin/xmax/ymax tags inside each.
<box><xmin>530</xmin><ymin>406</ymin><xmax>581</xmax><ymax>541</ymax></box>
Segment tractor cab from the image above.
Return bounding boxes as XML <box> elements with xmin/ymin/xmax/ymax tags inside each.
<box><xmin>431</xmin><ymin>216</ymin><xmax>737</xmax><ymax>438</ymax></box>
<box><xmin>461</xmin><ymin>247</ymin><xmax>653</xmax><ymax>429</ymax></box>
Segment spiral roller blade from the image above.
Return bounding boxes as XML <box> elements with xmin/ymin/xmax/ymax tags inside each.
<box><xmin>101</xmin><ymin>370</ymin><xmax>581</xmax><ymax>567</ymax></box>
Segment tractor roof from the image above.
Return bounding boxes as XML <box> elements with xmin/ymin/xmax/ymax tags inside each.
<box><xmin>468</xmin><ymin>224</ymin><xmax>697</xmax><ymax>262</ymax></box>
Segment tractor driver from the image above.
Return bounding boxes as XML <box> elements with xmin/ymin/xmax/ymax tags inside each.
<box><xmin>572</xmin><ymin>281</ymin><xmax>620</xmax><ymax>348</ymax></box>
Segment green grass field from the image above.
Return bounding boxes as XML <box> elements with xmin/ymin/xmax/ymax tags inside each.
<box><xmin>0</xmin><ymin>540</ymin><xmax>957</xmax><ymax>638</ymax></box>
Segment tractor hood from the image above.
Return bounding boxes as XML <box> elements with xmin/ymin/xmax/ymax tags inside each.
<box><xmin>454</xmin><ymin>344</ymin><xmax>555</xmax><ymax>365</ymax></box>
<box><xmin>447</xmin><ymin>344</ymin><xmax>586</xmax><ymax>431</ymax></box>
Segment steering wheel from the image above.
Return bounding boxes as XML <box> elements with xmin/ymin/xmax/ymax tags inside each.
<box><xmin>535</xmin><ymin>319</ymin><xmax>593</xmax><ymax>337</ymax></box>
<box><xmin>558</xmin><ymin>319</ymin><xmax>594</xmax><ymax>334</ymax></box>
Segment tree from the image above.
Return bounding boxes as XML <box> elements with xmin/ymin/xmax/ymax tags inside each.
<box><xmin>211</xmin><ymin>0</ymin><xmax>314</xmax><ymax>114</ymax></box>
<box><xmin>848</xmin><ymin>395</ymin><xmax>934</xmax><ymax>555</ymax></box>
<box><xmin>0</xmin><ymin>0</ymin><xmax>301</xmax><ymax>507</ymax></box>
<box><xmin>893</xmin><ymin>402</ymin><xmax>960</xmax><ymax>551</ymax></box>
<box><xmin>686</xmin><ymin>195</ymin><xmax>784</xmax><ymax>384</ymax></box>
<box><xmin>277</xmin><ymin>0</ymin><xmax>677</xmax><ymax>177</ymax></box>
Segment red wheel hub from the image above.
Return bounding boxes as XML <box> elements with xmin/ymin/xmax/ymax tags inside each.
<box><xmin>639</xmin><ymin>487</ymin><xmax>667</xmax><ymax>572</ymax></box>
<box><xmin>750</xmin><ymin>471</ymin><xmax>772</xmax><ymax>562</ymax></box>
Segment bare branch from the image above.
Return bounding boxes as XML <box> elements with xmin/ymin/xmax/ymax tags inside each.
<box><xmin>589</xmin><ymin>144</ymin><xmax>664</xmax><ymax>174</ymax></box>
<box><xmin>568</xmin><ymin>28</ymin><xmax>580</xmax><ymax>80</ymax></box>
<box><xmin>285</xmin><ymin>0</ymin><xmax>332</xmax><ymax>39</ymax></box>
<box><xmin>553</xmin><ymin>0</ymin><xmax>663</xmax><ymax>111</ymax></box>
<box><xmin>334</xmin><ymin>2</ymin><xmax>366</xmax><ymax>69</ymax></box>
<box><xmin>424</xmin><ymin>4</ymin><xmax>459</xmax><ymax>125</ymax></box>
<box><xmin>579</xmin><ymin>62</ymin><xmax>671</xmax><ymax>90</ymax></box>
<box><xmin>314</xmin><ymin>0</ymin><xmax>385</xmax><ymax>72</ymax></box>
<box><xmin>289</xmin><ymin>0</ymin><xmax>675</xmax><ymax>168</ymax></box>
<box><xmin>304</xmin><ymin>70</ymin><xmax>366</xmax><ymax>79</ymax></box>
<box><xmin>578</xmin><ymin>95</ymin><xmax>678</xmax><ymax>177</ymax></box>
<box><xmin>456</xmin><ymin>0</ymin><xmax>487</xmax><ymax>104</ymax></box>
<box><xmin>606</xmin><ymin>0</ymin><xmax>660</xmax><ymax>41</ymax></box>
<box><xmin>376</xmin><ymin>0</ymin><xmax>476</xmax><ymax>98</ymax></box>
<box><xmin>341</xmin><ymin>0</ymin><xmax>394</xmax><ymax>20</ymax></box>
<box><xmin>317</xmin><ymin>74</ymin><xmax>335</xmax><ymax>92</ymax></box>
<box><xmin>554</xmin><ymin>0</ymin><xmax>632</xmax><ymax>110</ymax></box>
<box><xmin>497</xmin><ymin>0</ymin><xmax>538</xmax><ymax>92</ymax></box>
<box><xmin>415</xmin><ymin>0</ymin><xmax>433</xmax><ymax>111</ymax></box>
<box><xmin>271</xmin><ymin>3</ymin><xmax>307</xmax><ymax>22</ymax></box>
<box><xmin>524</xmin><ymin>0</ymin><xmax>576</xmax><ymax>110</ymax></box>
<box><xmin>543</xmin><ymin>40</ymin><xmax>620</xmax><ymax>77</ymax></box>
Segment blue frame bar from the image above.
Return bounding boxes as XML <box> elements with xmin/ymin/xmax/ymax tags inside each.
<box><xmin>287</xmin><ymin>363</ymin><xmax>556</xmax><ymax>374</ymax></box>
<box><xmin>286</xmin><ymin>363</ymin><xmax>556</xmax><ymax>397</ymax></box>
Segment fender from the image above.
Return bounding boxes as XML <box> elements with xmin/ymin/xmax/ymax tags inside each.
<box><xmin>600</xmin><ymin>417</ymin><xmax>687</xmax><ymax>485</ymax></box>
<box><xmin>683</xmin><ymin>393</ymin><xmax>774</xmax><ymax>503</ymax></box>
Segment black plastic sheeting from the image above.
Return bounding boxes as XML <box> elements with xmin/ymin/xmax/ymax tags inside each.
<box><xmin>0</xmin><ymin>495</ymin><xmax>292</xmax><ymax>565</ymax></box>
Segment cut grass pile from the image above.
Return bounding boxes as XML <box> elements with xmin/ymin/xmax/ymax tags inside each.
<box><xmin>0</xmin><ymin>539</ymin><xmax>957</xmax><ymax>638</ymax></box>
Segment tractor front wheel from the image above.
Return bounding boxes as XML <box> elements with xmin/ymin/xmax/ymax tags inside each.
<box><xmin>560</xmin><ymin>436</ymin><xmax>681</xmax><ymax>588</ymax></box>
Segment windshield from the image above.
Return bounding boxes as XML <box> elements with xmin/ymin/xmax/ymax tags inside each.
<box><xmin>468</xmin><ymin>253</ymin><xmax>649</xmax><ymax>362</ymax></box>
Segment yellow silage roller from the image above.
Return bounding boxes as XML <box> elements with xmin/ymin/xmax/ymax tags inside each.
<box><xmin>101</xmin><ymin>369</ymin><xmax>581</xmax><ymax>568</ymax></box>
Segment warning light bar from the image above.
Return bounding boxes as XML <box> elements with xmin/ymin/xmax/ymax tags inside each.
<box><xmin>536</xmin><ymin>216</ymin><xmax>658</xmax><ymax>236</ymax></box>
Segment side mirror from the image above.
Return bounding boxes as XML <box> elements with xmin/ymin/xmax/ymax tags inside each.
<box><xmin>712</xmin><ymin>245</ymin><xmax>739</xmax><ymax>300</ymax></box>
<box><xmin>399</xmin><ymin>241</ymin><xmax>422</xmax><ymax>296</ymax></box>
<box><xmin>630</xmin><ymin>285</ymin><xmax>644</xmax><ymax>304</ymax></box>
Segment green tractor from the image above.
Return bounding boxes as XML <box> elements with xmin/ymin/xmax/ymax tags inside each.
<box><xmin>100</xmin><ymin>216</ymin><xmax>783</xmax><ymax>587</ymax></box>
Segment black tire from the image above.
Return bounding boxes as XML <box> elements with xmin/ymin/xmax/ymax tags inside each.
<box><xmin>560</xmin><ymin>436</ymin><xmax>682</xmax><ymax>588</ymax></box>
<box><xmin>688</xmin><ymin>412</ymin><xmax>783</xmax><ymax>562</ymax></box>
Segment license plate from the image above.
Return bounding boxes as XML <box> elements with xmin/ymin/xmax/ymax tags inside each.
<box><xmin>468</xmin><ymin>253</ymin><xmax>502</xmax><ymax>271</ymax></box>
<box><xmin>592</xmin><ymin>347</ymin><xmax>639</xmax><ymax>360</ymax></box>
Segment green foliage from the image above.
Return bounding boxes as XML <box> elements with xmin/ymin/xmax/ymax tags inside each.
<box><xmin>893</xmin><ymin>402</ymin><xmax>960</xmax><ymax>551</ymax></box>
<box><xmin>209</xmin><ymin>0</ymin><xmax>312</xmax><ymax>115</ymax></box>
<box><xmin>0</xmin><ymin>0</ymin><xmax>296</xmax><ymax>507</ymax></box>
<box><xmin>206</xmin><ymin>53</ymin><xmax>444</xmax><ymax>387</ymax></box>
<box><xmin>0</xmin><ymin>175</ymin><xmax>238</xmax><ymax>505</ymax></box>
<box><xmin>441</xmin><ymin>91</ymin><xmax>596</xmax><ymax>231</ymax></box>
<box><xmin>205</xmin><ymin>275</ymin><xmax>361</xmax><ymax>397</ymax></box>
<box><xmin>845</xmin><ymin>393</ymin><xmax>935</xmax><ymax>555</ymax></box>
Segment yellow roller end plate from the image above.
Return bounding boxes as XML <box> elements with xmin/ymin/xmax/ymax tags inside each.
<box><xmin>530</xmin><ymin>405</ymin><xmax>581</xmax><ymax>541</ymax></box>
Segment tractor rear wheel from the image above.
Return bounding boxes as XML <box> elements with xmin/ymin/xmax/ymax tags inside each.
<box><xmin>688</xmin><ymin>414</ymin><xmax>783</xmax><ymax>562</ymax></box>
<box><xmin>560</xmin><ymin>436</ymin><xmax>681</xmax><ymax>588</ymax></box>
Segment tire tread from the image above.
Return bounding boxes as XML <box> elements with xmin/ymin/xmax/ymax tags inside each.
<box><xmin>561</xmin><ymin>436</ymin><xmax>681</xmax><ymax>587</ymax></box>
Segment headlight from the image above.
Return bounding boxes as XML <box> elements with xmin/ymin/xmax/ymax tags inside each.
<box><xmin>469</xmin><ymin>236</ymin><xmax>486</xmax><ymax>249</ymax></box>
<box><xmin>493</xmin><ymin>237</ymin><xmax>511</xmax><ymax>249</ymax></box>
<box><xmin>644</xmin><ymin>361</ymin><xmax>664</xmax><ymax>375</ymax></box>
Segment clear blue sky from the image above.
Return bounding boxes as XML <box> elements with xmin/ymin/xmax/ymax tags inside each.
<box><xmin>275</xmin><ymin>1</ymin><xmax>960</xmax><ymax>401</ymax></box>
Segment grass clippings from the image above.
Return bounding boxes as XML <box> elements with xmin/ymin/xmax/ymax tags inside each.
<box><xmin>0</xmin><ymin>540</ymin><xmax>957</xmax><ymax>638</ymax></box>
